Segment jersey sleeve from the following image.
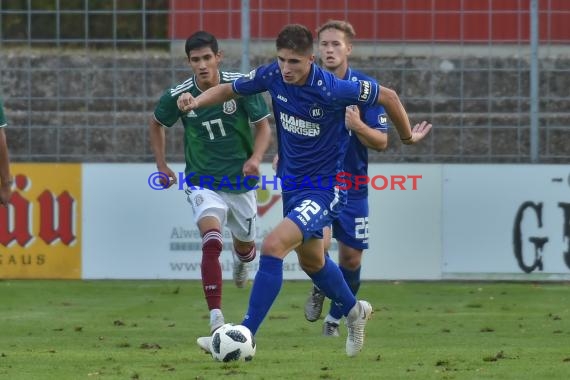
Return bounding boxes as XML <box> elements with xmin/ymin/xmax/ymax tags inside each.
<box><xmin>153</xmin><ymin>89</ymin><xmax>182</xmax><ymax>128</ymax></box>
<box><xmin>333</xmin><ymin>78</ymin><xmax>380</xmax><ymax>108</ymax></box>
<box><xmin>232</xmin><ymin>64</ymin><xmax>273</xmax><ymax>97</ymax></box>
<box><xmin>0</xmin><ymin>98</ymin><xmax>7</xmax><ymax>127</ymax></box>
<box><xmin>362</xmin><ymin>104</ymin><xmax>389</xmax><ymax>133</ymax></box>
<box><xmin>242</xmin><ymin>93</ymin><xmax>270</xmax><ymax>123</ymax></box>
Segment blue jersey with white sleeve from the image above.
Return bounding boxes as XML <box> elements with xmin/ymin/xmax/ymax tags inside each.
<box><xmin>343</xmin><ymin>67</ymin><xmax>389</xmax><ymax>199</ymax></box>
<box><xmin>232</xmin><ymin>61</ymin><xmax>379</xmax><ymax>190</ymax></box>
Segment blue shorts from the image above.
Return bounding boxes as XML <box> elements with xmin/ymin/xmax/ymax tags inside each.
<box><xmin>332</xmin><ymin>196</ymin><xmax>369</xmax><ymax>250</ymax></box>
<box><xmin>282</xmin><ymin>187</ymin><xmax>347</xmax><ymax>241</ymax></box>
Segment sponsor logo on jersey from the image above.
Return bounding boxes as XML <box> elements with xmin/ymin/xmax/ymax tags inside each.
<box><xmin>379</xmin><ymin>113</ymin><xmax>388</xmax><ymax>125</ymax></box>
<box><xmin>280</xmin><ymin>112</ymin><xmax>320</xmax><ymax>137</ymax></box>
<box><xmin>358</xmin><ymin>80</ymin><xmax>372</xmax><ymax>102</ymax></box>
<box><xmin>223</xmin><ymin>99</ymin><xmax>237</xmax><ymax>115</ymax></box>
<box><xmin>186</xmin><ymin>110</ymin><xmax>197</xmax><ymax>118</ymax></box>
<box><xmin>310</xmin><ymin>104</ymin><xmax>324</xmax><ymax>119</ymax></box>
<box><xmin>277</xmin><ymin>94</ymin><xmax>288</xmax><ymax>103</ymax></box>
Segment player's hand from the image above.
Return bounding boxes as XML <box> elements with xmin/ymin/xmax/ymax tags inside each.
<box><xmin>401</xmin><ymin>121</ymin><xmax>432</xmax><ymax>145</ymax></box>
<box><xmin>345</xmin><ymin>105</ymin><xmax>361</xmax><ymax>131</ymax></box>
<box><xmin>271</xmin><ymin>154</ymin><xmax>279</xmax><ymax>172</ymax></box>
<box><xmin>243</xmin><ymin>157</ymin><xmax>261</xmax><ymax>177</ymax></box>
<box><xmin>177</xmin><ymin>93</ymin><xmax>198</xmax><ymax>112</ymax></box>
<box><xmin>157</xmin><ymin>165</ymin><xmax>178</xmax><ymax>189</ymax></box>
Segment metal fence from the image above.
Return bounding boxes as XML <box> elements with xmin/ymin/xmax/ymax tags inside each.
<box><xmin>0</xmin><ymin>0</ymin><xmax>568</xmax><ymax>163</ymax></box>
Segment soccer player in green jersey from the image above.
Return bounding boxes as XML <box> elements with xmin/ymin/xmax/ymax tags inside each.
<box><xmin>0</xmin><ymin>98</ymin><xmax>13</xmax><ymax>206</ymax></box>
<box><xmin>149</xmin><ymin>31</ymin><xmax>272</xmax><ymax>334</ymax></box>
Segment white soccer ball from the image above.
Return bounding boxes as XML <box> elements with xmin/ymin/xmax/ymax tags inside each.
<box><xmin>211</xmin><ymin>323</ymin><xmax>256</xmax><ymax>362</ymax></box>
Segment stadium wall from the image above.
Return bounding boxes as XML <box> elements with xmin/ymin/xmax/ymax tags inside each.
<box><xmin>2</xmin><ymin>51</ymin><xmax>569</xmax><ymax>164</ymax></box>
<box><xmin>169</xmin><ymin>0</ymin><xmax>570</xmax><ymax>42</ymax></box>
<box><xmin>2</xmin><ymin>163</ymin><xmax>569</xmax><ymax>281</ymax></box>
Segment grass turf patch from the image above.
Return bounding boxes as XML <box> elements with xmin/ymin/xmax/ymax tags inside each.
<box><xmin>1</xmin><ymin>280</ymin><xmax>569</xmax><ymax>379</ymax></box>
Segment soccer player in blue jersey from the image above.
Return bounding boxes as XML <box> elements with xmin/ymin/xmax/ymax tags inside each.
<box><xmin>303</xmin><ymin>20</ymin><xmax>432</xmax><ymax>336</ymax></box>
<box><xmin>179</xmin><ymin>24</ymin><xmax>431</xmax><ymax>357</ymax></box>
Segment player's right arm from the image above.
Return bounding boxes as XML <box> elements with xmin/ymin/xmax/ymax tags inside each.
<box><xmin>177</xmin><ymin>63</ymin><xmax>277</xmax><ymax>112</ymax></box>
<box><xmin>178</xmin><ymin>64</ymin><xmax>272</xmax><ymax>113</ymax></box>
<box><xmin>178</xmin><ymin>83</ymin><xmax>237</xmax><ymax>112</ymax></box>
<box><xmin>149</xmin><ymin>90</ymin><xmax>182</xmax><ymax>188</ymax></box>
<box><xmin>149</xmin><ymin>117</ymin><xmax>177</xmax><ymax>188</ymax></box>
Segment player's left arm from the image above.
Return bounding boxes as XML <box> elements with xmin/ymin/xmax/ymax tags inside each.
<box><xmin>345</xmin><ymin>106</ymin><xmax>387</xmax><ymax>151</ymax></box>
<box><xmin>376</xmin><ymin>86</ymin><xmax>432</xmax><ymax>145</ymax></box>
<box><xmin>336</xmin><ymin>78</ymin><xmax>432</xmax><ymax>145</ymax></box>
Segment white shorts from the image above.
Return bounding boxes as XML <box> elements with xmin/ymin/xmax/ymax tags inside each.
<box><xmin>185</xmin><ymin>187</ymin><xmax>257</xmax><ymax>242</ymax></box>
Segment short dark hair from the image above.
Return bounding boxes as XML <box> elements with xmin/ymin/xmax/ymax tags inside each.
<box><xmin>276</xmin><ymin>24</ymin><xmax>313</xmax><ymax>55</ymax></box>
<box><xmin>317</xmin><ymin>20</ymin><xmax>356</xmax><ymax>43</ymax></box>
<box><xmin>185</xmin><ymin>31</ymin><xmax>219</xmax><ymax>57</ymax></box>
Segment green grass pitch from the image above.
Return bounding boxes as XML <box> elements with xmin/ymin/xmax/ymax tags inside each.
<box><xmin>1</xmin><ymin>280</ymin><xmax>569</xmax><ymax>379</ymax></box>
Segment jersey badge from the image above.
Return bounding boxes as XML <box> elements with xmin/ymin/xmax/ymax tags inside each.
<box><xmin>223</xmin><ymin>99</ymin><xmax>237</xmax><ymax>115</ymax></box>
<box><xmin>309</xmin><ymin>104</ymin><xmax>324</xmax><ymax>120</ymax></box>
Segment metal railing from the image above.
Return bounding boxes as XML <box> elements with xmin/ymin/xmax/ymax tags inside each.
<box><xmin>0</xmin><ymin>0</ymin><xmax>568</xmax><ymax>163</ymax></box>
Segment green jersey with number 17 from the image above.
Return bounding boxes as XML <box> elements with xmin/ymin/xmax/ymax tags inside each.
<box><xmin>153</xmin><ymin>71</ymin><xmax>270</xmax><ymax>193</ymax></box>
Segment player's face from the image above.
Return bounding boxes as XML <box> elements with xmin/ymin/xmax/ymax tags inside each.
<box><xmin>276</xmin><ymin>48</ymin><xmax>314</xmax><ymax>85</ymax></box>
<box><xmin>187</xmin><ymin>47</ymin><xmax>222</xmax><ymax>89</ymax></box>
<box><xmin>318</xmin><ymin>28</ymin><xmax>352</xmax><ymax>71</ymax></box>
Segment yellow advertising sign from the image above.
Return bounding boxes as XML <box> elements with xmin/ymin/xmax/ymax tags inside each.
<box><xmin>0</xmin><ymin>164</ymin><xmax>81</xmax><ymax>279</ymax></box>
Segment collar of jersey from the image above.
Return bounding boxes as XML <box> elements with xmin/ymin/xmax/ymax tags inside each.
<box><xmin>343</xmin><ymin>67</ymin><xmax>352</xmax><ymax>81</ymax></box>
<box><xmin>193</xmin><ymin>70</ymin><xmax>221</xmax><ymax>94</ymax></box>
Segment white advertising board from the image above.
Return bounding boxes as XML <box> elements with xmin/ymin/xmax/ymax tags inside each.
<box><xmin>442</xmin><ymin>165</ymin><xmax>570</xmax><ymax>280</ymax></box>
<box><xmin>83</xmin><ymin>163</ymin><xmax>310</xmax><ymax>279</ymax></box>
<box><xmin>363</xmin><ymin>164</ymin><xmax>443</xmax><ymax>280</ymax></box>
<box><xmin>82</xmin><ymin>163</ymin><xmax>443</xmax><ymax>280</ymax></box>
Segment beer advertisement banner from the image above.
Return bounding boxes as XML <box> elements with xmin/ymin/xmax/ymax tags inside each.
<box><xmin>0</xmin><ymin>164</ymin><xmax>81</xmax><ymax>279</ymax></box>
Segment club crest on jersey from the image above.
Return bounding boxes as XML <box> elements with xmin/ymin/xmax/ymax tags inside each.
<box><xmin>195</xmin><ymin>194</ymin><xmax>204</xmax><ymax>207</ymax></box>
<box><xmin>358</xmin><ymin>80</ymin><xmax>372</xmax><ymax>101</ymax></box>
<box><xmin>309</xmin><ymin>104</ymin><xmax>324</xmax><ymax>119</ymax></box>
<box><xmin>223</xmin><ymin>99</ymin><xmax>237</xmax><ymax>115</ymax></box>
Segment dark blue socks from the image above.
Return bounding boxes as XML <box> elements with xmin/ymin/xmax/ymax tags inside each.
<box><xmin>308</xmin><ymin>255</ymin><xmax>356</xmax><ymax>317</ymax></box>
<box><xmin>241</xmin><ymin>255</ymin><xmax>283</xmax><ymax>335</ymax></box>
<box><xmin>329</xmin><ymin>265</ymin><xmax>361</xmax><ymax>319</ymax></box>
